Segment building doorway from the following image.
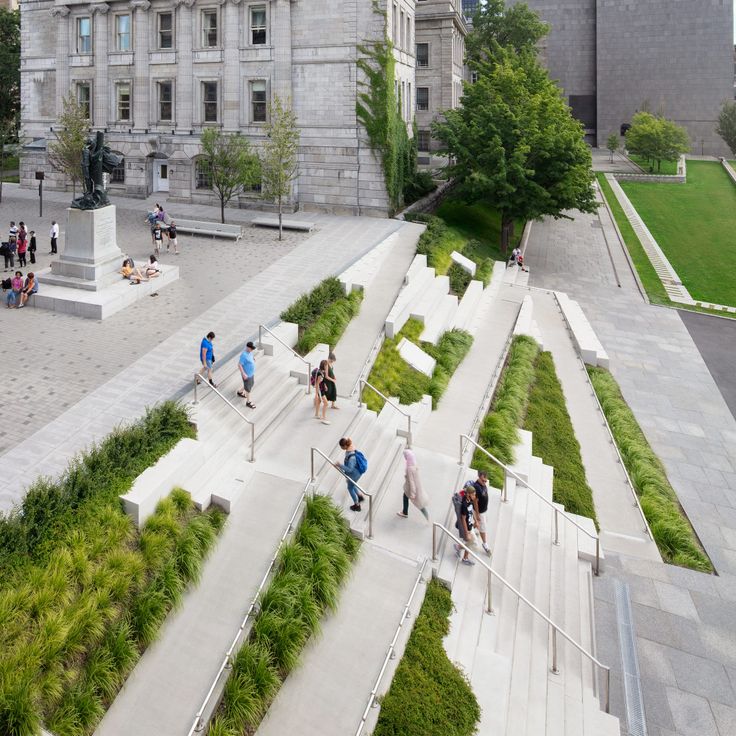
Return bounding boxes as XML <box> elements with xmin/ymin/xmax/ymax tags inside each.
<box><xmin>154</xmin><ymin>161</ymin><xmax>169</xmax><ymax>192</ymax></box>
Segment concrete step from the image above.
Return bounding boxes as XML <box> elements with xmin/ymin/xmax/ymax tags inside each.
<box><xmin>385</xmin><ymin>264</ymin><xmax>436</xmax><ymax>338</ymax></box>
<box><xmin>420</xmin><ymin>293</ymin><xmax>459</xmax><ymax>344</ymax></box>
<box><xmin>452</xmin><ymin>280</ymin><xmax>483</xmax><ymax>333</ymax></box>
<box><xmin>410</xmin><ymin>275</ymin><xmax>450</xmax><ymax>324</ymax></box>
<box><xmin>509</xmin><ymin>429</ymin><xmax>533</xmax><ymax>483</ymax></box>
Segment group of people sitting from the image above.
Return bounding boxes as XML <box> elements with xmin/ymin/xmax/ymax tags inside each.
<box><xmin>2</xmin><ymin>270</ymin><xmax>37</xmax><ymax>308</ymax></box>
<box><xmin>120</xmin><ymin>255</ymin><xmax>161</xmax><ymax>285</ymax></box>
<box><xmin>509</xmin><ymin>246</ymin><xmax>528</xmax><ymax>272</ymax></box>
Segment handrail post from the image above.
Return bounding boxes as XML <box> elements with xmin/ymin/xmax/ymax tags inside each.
<box><xmin>359</xmin><ymin>379</ymin><xmax>364</xmax><ymax>406</ymax></box>
<box><xmin>258</xmin><ymin>324</ymin><xmax>263</xmax><ymax>349</ymax></box>
<box><xmin>554</xmin><ymin>508</ymin><xmax>560</xmax><ymax>545</ymax></box>
<box><xmin>310</xmin><ymin>447</ymin><xmax>316</xmax><ymax>482</ymax></box>
<box><xmin>604</xmin><ymin>668</ymin><xmax>610</xmax><ymax>713</ymax></box>
<box><xmin>307</xmin><ymin>361</ymin><xmax>312</xmax><ymax>395</ymax></box>
<box><xmin>250</xmin><ymin>423</ymin><xmax>256</xmax><ymax>463</ymax></box>
<box><xmin>194</xmin><ymin>375</ymin><xmax>198</xmax><ymax>404</ymax></box>
<box><xmin>432</xmin><ymin>523</ymin><xmax>438</xmax><ymax>561</ymax></box>
<box><xmin>502</xmin><ymin>475</ymin><xmax>508</xmax><ymax>503</ymax></box>
<box><xmin>551</xmin><ymin>626</ymin><xmax>559</xmax><ymax>674</ymax></box>
<box><xmin>407</xmin><ymin>416</ymin><xmax>412</xmax><ymax>449</ymax></box>
<box><xmin>367</xmin><ymin>495</ymin><xmax>373</xmax><ymax>539</ymax></box>
<box><xmin>595</xmin><ymin>538</ymin><xmax>600</xmax><ymax>577</ymax></box>
<box><xmin>486</xmin><ymin>568</ymin><xmax>493</xmax><ymax>614</ymax></box>
<box><xmin>459</xmin><ymin>434</ymin><xmax>464</xmax><ymax>465</ymax></box>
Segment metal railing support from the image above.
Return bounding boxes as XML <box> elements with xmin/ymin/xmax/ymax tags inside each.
<box><xmin>310</xmin><ymin>446</ymin><xmax>373</xmax><ymax>539</ymax></box>
<box><xmin>551</xmin><ymin>627</ymin><xmax>559</xmax><ymax>674</ymax></box>
<box><xmin>258</xmin><ymin>323</ymin><xmax>312</xmax><ymax>395</ymax></box>
<box><xmin>486</xmin><ymin>567</ymin><xmax>493</xmax><ymax>615</ymax></box>
<box><xmin>359</xmin><ymin>379</ymin><xmax>412</xmax><ymax>448</ymax></box>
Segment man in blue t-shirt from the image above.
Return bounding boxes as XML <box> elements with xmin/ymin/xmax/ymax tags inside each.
<box><xmin>198</xmin><ymin>331</ymin><xmax>216</xmax><ymax>387</ymax></box>
<box><xmin>237</xmin><ymin>341</ymin><xmax>257</xmax><ymax>408</ymax></box>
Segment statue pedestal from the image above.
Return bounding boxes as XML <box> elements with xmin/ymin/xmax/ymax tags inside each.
<box><xmin>41</xmin><ymin>206</ymin><xmax>123</xmax><ymax>291</ymax></box>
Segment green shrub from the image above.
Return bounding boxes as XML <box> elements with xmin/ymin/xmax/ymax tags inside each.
<box><xmin>447</xmin><ymin>262</ymin><xmax>472</xmax><ymax>296</ymax></box>
<box><xmin>524</xmin><ymin>352</ymin><xmax>598</xmax><ymax>525</ymax></box>
<box><xmin>373</xmin><ymin>580</ymin><xmax>480</xmax><ymax>736</ymax></box>
<box><xmin>280</xmin><ymin>277</ymin><xmax>344</xmax><ymax>328</ymax></box>
<box><xmin>403</xmin><ymin>170</ymin><xmax>437</xmax><ymax>206</ymax></box>
<box><xmin>296</xmin><ymin>289</ymin><xmax>363</xmax><ymax>355</ymax></box>
<box><xmin>588</xmin><ymin>366</ymin><xmax>712</xmax><ymax>572</ymax></box>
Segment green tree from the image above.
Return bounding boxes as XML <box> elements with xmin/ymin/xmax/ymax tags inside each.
<box><xmin>626</xmin><ymin>111</ymin><xmax>689</xmax><ymax>173</ymax></box>
<box><xmin>200</xmin><ymin>127</ymin><xmax>261</xmax><ymax>224</ymax></box>
<box><xmin>0</xmin><ymin>8</ymin><xmax>20</xmax><ymax>128</ymax></box>
<box><xmin>47</xmin><ymin>93</ymin><xmax>90</xmax><ymax>195</ymax></box>
<box><xmin>261</xmin><ymin>95</ymin><xmax>300</xmax><ymax>240</ymax></box>
<box><xmin>716</xmin><ymin>101</ymin><xmax>736</xmax><ymax>157</ymax></box>
<box><xmin>606</xmin><ymin>133</ymin><xmax>620</xmax><ymax>162</ymax></box>
<box><xmin>433</xmin><ymin>50</ymin><xmax>596</xmax><ymax>253</ymax></box>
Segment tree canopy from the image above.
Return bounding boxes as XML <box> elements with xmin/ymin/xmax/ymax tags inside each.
<box><xmin>0</xmin><ymin>8</ymin><xmax>20</xmax><ymax>129</ymax></box>
<box><xmin>716</xmin><ymin>101</ymin><xmax>736</xmax><ymax>158</ymax></box>
<box><xmin>625</xmin><ymin>111</ymin><xmax>689</xmax><ymax>173</ymax></box>
<box><xmin>48</xmin><ymin>94</ymin><xmax>90</xmax><ymax>194</ymax></box>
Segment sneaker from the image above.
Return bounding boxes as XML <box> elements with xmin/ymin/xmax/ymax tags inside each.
<box><xmin>209</xmin><ymin>380</ymin><xmax>218</xmax><ymax>389</ymax></box>
<box><xmin>359</xmin><ymin>495</ymin><xmax>366</xmax><ymax>503</ymax></box>
<box><xmin>482</xmin><ymin>543</ymin><xmax>491</xmax><ymax>556</ymax></box>
<box><xmin>461</xmin><ymin>558</ymin><xmax>476</xmax><ymax>566</ymax></box>
<box><xmin>321</xmin><ymin>420</ymin><xmax>330</xmax><ymax>425</ymax></box>
<box><xmin>355</xmin><ymin>504</ymin><xmax>361</xmax><ymax>512</ymax></box>
<box><xmin>396</xmin><ymin>512</ymin><xmax>408</xmax><ymax>518</ymax></box>
<box><xmin>246</xmin><ymin>402</ymin><xmax>256</xmax><ymax>409</ymax></box>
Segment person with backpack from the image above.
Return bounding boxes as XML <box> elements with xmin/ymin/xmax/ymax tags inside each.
<box><xmin>397</xmin><ymin>448</ymin><xmax>429</xmax><ymax>521</ymax></box>
<box><xmin>472</xmin><ymin>471</ymin><xmax>491</xmax><ymax>556</ymax></box>
<box><xmin>453</xmin><ymin>482</ymin><xmax>479</xmax><ymax>565</ymax></box>
<box><xmin>312</xmin><ymin>360</ymin><xmax>330</xmax><ymax>424</ymax></box>
<box><xmin>335</xmin><ymin>437</ymin><xmax>367</xmax><ymax>512</ymax></box>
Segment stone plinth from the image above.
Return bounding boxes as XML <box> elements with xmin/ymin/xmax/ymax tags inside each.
<box><xmin>41</xmin><ymin>206</ymin><xmax>123</xmax><ymax>291</ymax></box>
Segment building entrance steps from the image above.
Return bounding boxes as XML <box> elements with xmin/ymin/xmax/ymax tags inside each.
<box><xmin>255</xmin><ymin>545</ymin><xmax>425</xmax><ymax>736</ymax></box>
<box><xmin>528</xmin><ymin>289</ymin><xmax>660</xmax><ymax>561</ymax></box>
<box><xmin>95</xmin><ymin>472</ymin><xmax>307</xmax><ymax>736</ymax></box>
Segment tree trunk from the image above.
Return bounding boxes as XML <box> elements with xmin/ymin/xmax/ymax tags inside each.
<box><xmin>220</xmin><ymin>198</ymin><xmax>225</xmax><ymax>224</ymax></box>
<box><xmin>278</xmin><ymin>195</ymin><xmax>283</xmax><ymax>241</ymax></box>
<box><xmin>500</xmin><ymin>214</ymin><xmax>514</xmax><ymax>255</ymax></box>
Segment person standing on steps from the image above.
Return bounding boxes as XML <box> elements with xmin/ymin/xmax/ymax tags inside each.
<box><xmin>453</xmin><ymin>482</ymin><xmax>479</xmax><ymax>566</ymax></box>
<box><xmin>313</xmin><ymin>359</ymin><xmax>330</xmax><ymax>424</ymax></box>
<box><xmin>198</xmin><ymin>331</ymin><xmax>217</xmax><ymax>387</ymax></box>
<box><xmin>335</xmin><ymin>437</ymin><xmax>367</xmax><ymax>512</ymax></box>
<box><xmin>325</xmin><ymin>352</ymin><xmax>339</xmax><ymax>410</ymax></box>
<box><xmin>237</xmin><ymin>341</ymin><xmax>257</xmax><ymax>409</ymax></box>
<box><xmin>396</xmin><ymin>449</ymin><xmax>429</xmax><ymax>521</ymax></box>
<box><xmin>49</xmin><ymin>220</ymin><xmax>59</xmax><ymax>254</ymax></box>
<box><xmin>472</xmin><ymin>471</ymin><xmax>492</xmax><ymax>556</ymax></box>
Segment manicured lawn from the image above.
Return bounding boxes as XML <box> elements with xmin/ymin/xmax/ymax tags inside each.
<box><xmin>628</xmin><ymin>153</ymin><xmax>679</xmax><ymax>176</ymax></box>
<box><xmin>619</xmin><ymin>161</ymin><xmax>736</xmax><ymax>306</ymax></box>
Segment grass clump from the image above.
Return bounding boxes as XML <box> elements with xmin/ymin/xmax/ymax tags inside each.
<box><xmin>473</xmin><ymin>335</ymin><xmax>540</xmax><ymax>488</ymax></box>
<box><xmin>208</xmin><ymin>494</ymin><xmax>358</xmax><ymax>735</ymax></box>
<box><xmin>588</xmin><ymin>366</ymin><xmax>713</xmax><ymax>572</ymax></box>
<box><xmin>0</xmin><ymin>483</ymin><xmax>225</xmax><ymax>736</ymax></box>
<box><xmin>279</xmin><ymin>276</ymin><xmax>363</xmax><ymax>356</ymax></box>
<box><xmin>365</xmin><ymin>319</ymin><xmax>472</xmax><ymax>412</ymax></box>
<box><xmin>373</xmin><ymin>579</ymin><xmax>480</xmax><ymax>736</ymax></box>
<box><xmin>524</xmin><ymin>352</ymin><xmax>597</xmax><ymax>525</ymax></box>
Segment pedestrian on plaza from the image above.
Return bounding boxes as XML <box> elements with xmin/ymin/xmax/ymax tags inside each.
<box><xmin>312</xmin><ymin>359</ymin><xmax>330</xmax><ymax>424</ymax></box>
<box><xmin>49</xmin><ymin>220</ymin><xmax>59</xmax><ymax>254</ymax></box>
<box><xmin>335</xmin><ymin>437</ymin><xmax>367</xmax><ymax>512</ymax></box>
<box><xmin>6</xmin><ymin>270</ymin><xmax>22</xmax><ymax>308</ymax></box>
<box><xmin>3</xmin><ymin>237</ymin><xmax>16</xmax><ymax>270</ymax></box>
<box><xmin>324</xmin><ymin>351</ymin><xmax>339</xmax><ymax>410</ymax></box>
<box><xmin>472</xmin><ymin>471</ymin><xmax>492</xmax><ymax>556</ymax></box>
<box><xmin>237</xmin><ymin>341</ymin><xmax>257</xmax><ymax>409</ymax></box>
<box><xmin>453</xmin><ymin>482</ymin><xmax>478</xmax><ymax>565</ymax></box>
<box><xmin>396</xmin><ymin>449</ymin><xmax>429</xmax><ymax>521</ymax></box>
<box><xmin>17</xmin><ymin>223</ymin><xmax>27</xmax><ymax>267</ymax></box>
<box><xmin>9</xmin><ymin>221</ymin><xmax>18</xmax><ymax>247</ymax></box>
<box><xmin>198</xmin><ymin>331</ymin><xmax>217</xmax><ymax>387</ymax></box>
<box><xmin>152</xmin><ymin>222</ymin><xmax>164</xmax><ymax>256</ymax></box>
<box><xmin>18</xmin><ymin>272</ymin><xmax>37</xmax><ymax>308</ymax></box>
<box><xmin>1</xmin><ymin>242</ymin><xmax>11</xmax><ymax>271</ymax></box>
<box><xmin>28</xmin><ymin>231</ymin><xmax>37</xmax><ymax>264</ymax></box>
<box><xmin>167</xmin><ymin>220</ymin><xmax>179</xmax><ymax>254</ymax></box>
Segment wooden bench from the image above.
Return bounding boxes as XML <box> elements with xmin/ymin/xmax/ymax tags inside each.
<box><xmin>251</xmin><ymin>216</ymin><xmax>316</xmax><ymax>232</ymax></box>
<box><xmin>173</xmin><ymin>219</ymin><xmax>243</xmax><ymax>240</ymax></box>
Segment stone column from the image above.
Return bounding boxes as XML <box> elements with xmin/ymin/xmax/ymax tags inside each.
<box><xmin>92</xmin><ymin>3</ymin><xmax>110</xmax><ymax>129</ymax></box>
<box><xmin>175</xmin><ymin>0</ymin><xmax>195</xmax><ymax>130</ymax></box>
<box><xmin>51</xmin><ymin>5</ymin><xmax>71</xmax><ymax>113</ymax></box>
<box><xmin>222</xmin><ymin>0</ymin><xmax>240</xmax><ymax>131</ymax></box>
<box><xmin>130</xmin><ymin>0</ymin><xmax>151</xmax><ymax>130</ymax></box>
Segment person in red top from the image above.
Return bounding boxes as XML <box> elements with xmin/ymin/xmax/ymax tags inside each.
<box><xmin>16</xmin><ymin>222</ymin><xmax>28</xmax><ymax>267</ymax></box>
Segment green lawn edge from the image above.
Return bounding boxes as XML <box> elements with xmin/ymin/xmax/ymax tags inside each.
<box><xmin>372</xmin><ymin>579</ymin><xmax>480</xmax><ymax>736</ymax></box>
<box><xmin>587</xmin><ymin>366</ymin><xmax>713</xmax><ymax>572</ymax></box>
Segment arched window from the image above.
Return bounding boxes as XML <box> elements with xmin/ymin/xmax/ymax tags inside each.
<box><xmin>195</xmin><ymin>158</ymin><xmax>212</xmax><ymax>189</ymax></box>
<box><xmin>111</xmin><ymin>153</ymin><xmax>125</xmax><ymax>183</ymax></box>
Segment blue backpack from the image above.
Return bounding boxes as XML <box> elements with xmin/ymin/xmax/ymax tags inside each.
<box><xmin>352</xmin><ymin>450</ymin><xmax>368</xmax><ymax>475</ymax></box>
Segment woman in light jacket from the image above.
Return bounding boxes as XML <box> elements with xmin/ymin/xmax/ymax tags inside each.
<box><xmin>397</xmin><ymin>449</ymin><xmax>429</xmax><ymax>520</ymax></box>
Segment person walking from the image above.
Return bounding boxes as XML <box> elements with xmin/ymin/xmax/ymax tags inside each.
<box><xmin>152</xmin><ymin>222</ymin><xmax>164</xmax><ymax>256</ymax></box>
<box><xmin>28</xmin><ymin>231</ymin><xmax>37</xmax><ymax>264</ymax></box>
<box><xmin>453</xmin><ymin>482</ymin><xmax>479</xmax><ymax>565</ymax></box>
<box><xmin>335</xmin><ymin>437</ymin><xmax>367</xmax><ymax>512</ymax></box>
<box><xmin>472</xmin><ymin>471</ymin><xmax>492</xmax><ymax>556</ymax></box>
<box><xmin>167</xmin><ymin>221</ymin><xmax>179</xmax><ymax>254</ymax></box>
<box><xmin>198</xmin><ymin>331</ymin><xmax>217</xmax><ymax>387</ymax></box>
<box><xmin>313</xmin><ymin>359</ymin><xmax>330</xmax><ymax>424</ymax></box>
<box><xmin>396</xmin><ymin>449</ymin><xmax>429</xmax><ymax>521</ymax></box>
<box><xmin>49</xmin><ymin>221</ymin><xmax>59</xmax><ymax>254</ymax></box>
<box><xmin>237</xmin><ymin>341</ymin><xmax>257</xmax><ymax>409</ymax></box>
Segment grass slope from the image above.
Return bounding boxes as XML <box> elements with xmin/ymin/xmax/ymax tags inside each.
<box><xmin>207</xmin><ymin>495</ymin><xmax>359</xmax><ymax>735</ymax></box>
<box><xmin>588</xmin><ymin>366</ymin><xmax>712</xmax><ymax>572</ymax></box>
<box><xmin>373</xmin><ymin>579</ymin><xmax>480</xmax><ymax>736</ymax></box>
<box><xmin>620</xmin><ymin>161</ymin><xmax>736</xmax><ymax>306</ymax></box>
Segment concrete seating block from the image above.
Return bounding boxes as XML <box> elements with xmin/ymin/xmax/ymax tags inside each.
<box><xmin>451</xmin><ymin>250</ymin><xmax>477</xmax><ymax>276</ymax></box>
<box><xmin>410</xmin><ymin>275</ymin><xmax>450</xmax><ymax>322</ymax></box>
<box><xmin>561</xmin><ymin>506</ymin><xmax>604</xmax><ymax>570</ymax></box>
<box><xmin>509</xmin><ymin>429</ymin><xmax>533</xmax><ymax>483</ymax></box>
<box><xmin>404</xmin><ymin>253</ymin><xmax>427</xmax><ymax>284</ymax></box>
<box><xmin>174</xmin><ymin>219</ymin><xmax>242</xmax><ymax>240</ymax></box>
<box><xmin>397</xmin><ymin>338</ymin><xmax>436</xmax><ymax>377</ymax></box>
<box><xmin>260</xmin><ymin>321</ymin><xmax>299</xmax><ymax>356</ymax></box>
<box><xmin>513</xmin><ymin>295</ymin><xmax>534</xmax><ymax>338</ymax></box>
<box><xmin>385</xmin><ymin>265</ymin><xmax>435</xmax><ymax>338</ymax></box>
<box><xmin>252</xmin><ymin>216</ymin><xmax>316</xmax><ymax>232</ymax></box>
<box><xmin>290</xmin><ymin>342</ymin><xmax>329</xmax><ymax>384</ymax></box>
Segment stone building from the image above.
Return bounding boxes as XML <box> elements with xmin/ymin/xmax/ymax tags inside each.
<box><xmin>516</xmin><ymin>0</ymin><xmax>734</xmax><ymax>155</ymax></box>
<box><xmin>19</xmin><ymin>0</ymin><xmax>422</xmax><ymax>215</ymax></box>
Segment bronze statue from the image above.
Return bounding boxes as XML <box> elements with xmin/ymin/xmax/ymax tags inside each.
<box><xmin>71</xmin><ymin>131</ymin><xmax>123</xmax><ymax>210</ymax></box>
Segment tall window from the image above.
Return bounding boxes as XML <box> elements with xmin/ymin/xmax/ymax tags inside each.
<box><xmin>195</xmin><ymin>159</ymin><xmax>212</xmax><ymax>189</ymax></box>
<box><xmin>115</xmin><ymin>14</ymin><xmax>131</xmax><ymax>52</ymax></box>
<box><xmin>416</xmin><ymin>87</ymin><xmax>429</xmax><ymax>111</ymax></box>
<box><xmin>416</xmin><ymin>42</ymin><xmax>428</xmax><ymax>67</ymax></box>
<box><xmin>250</xmin><ymin>5</ymin><xmax>266</xmax><ymax>45</ymax></box>
<box><xmin>417</xmin><ymin>130</ymin><xmax>430</xmax><ymax>151</ymax></box>
<box><xmin>202</xmin><ymin>81</ymin><xmax>218</xmax><ymax>122</ymax></box>
<box><xmin>111</xmin><ymin>154</ymin><xmax>125</xmax><ymax>183</ymax></box>
<box><xmin>158</xmin><ymin>81</ymin><xmax>173</xmax><ymax>121</ymax></box>
<box><xmin>116</xmin><ymin>83</ymin><xmax>131</xmax><ymax>121</ymax></box>
<box><xmin>251</xmin><ymin>80</ymin><xmax>267</xmax><ymax>122</ymax></box>
<box><xmin>392</xmin><ymin>4</ymin><xmax>398</xmax><ymax>43</ymax></box>
<box><xmin>77</xmin><ymin>17</ymin><xmax>91</xmax><ymax>54</ymax></box>
<box><xmin>76</xmin><ymin>82</ymin><xmax>91</xmax><ymax>118</ymax></box>
<box><xmin>158</xmin><ymin>12</ymin><xmax>173</xmax><ymax>49</ymax></box>
<box><xmin>201</xmin><ymin>10</ymin><xmax>218</xmax><ymax>47</ymax></box>
<box><xmin>400</xmin><ymin>10</ymin><xmax>405</xmax><ymax>49</ymax></box>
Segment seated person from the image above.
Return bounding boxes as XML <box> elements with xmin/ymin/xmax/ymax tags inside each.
<box><xmin>145</xmin><ymin>254</ymin><xmax>160</xmax><ymax>278</ymax></box>
<box><xmin>509</xmin><ymin>246</ymin><xmax>521</xmax><ymax>267</ymax></box>
<box><xmin>6</xmin><ymin>271</ymin><xmax>23</xmax><ymax>308</ymax></box>
<box><xmin>18</xmin><ymin>272</ymin><xmax>37</xmax><ymax>308</ymax></box>
<box><xmin>120</xmin><ymin>261</ymin><xmax>149</xmax><ymax>284</ymax></box>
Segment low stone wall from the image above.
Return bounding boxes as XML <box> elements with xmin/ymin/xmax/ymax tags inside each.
<box><xmin>719</xmin><ymin>157</ymin><xmax>736</xmax><ymax>186</ymax></box>
<box><xmin>614</xmin><ymin>155</ymin><xmax>687</xmax><ymax>184</ymax></box>
<box><xmin>396</xmin><ymin>179</ymin><xmax>454</xmax><ymax>219</ymax></box>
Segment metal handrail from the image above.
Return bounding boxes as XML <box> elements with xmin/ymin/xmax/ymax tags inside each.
<box><xmin>310</xmin><ymin>446</ymin><xmax>373</xmax><ymax>538</ymax></box>
<box><xmin>258</xmin><ymin>324</ymin><xmax>312</xmax><ymax>395</ymax></box>
<box><xmin>460</xmin><ymin>434</ymin><xmax>601</xmax><ymax>575</ymax></box>
<box><xmin>193</xmin><ymin>375</ymin><xmax>256</xmax><ymax>462</ymax></box>
<box><xmin>432</xmin><ymin>523</ymin><xmax>610</xmax><ymax>714</ymax></box>
<box><xmin>186</xmin><ymin>479</ymin><xmax>313</xmax><ymax>735</ymax></box>
<box><xmin>354</xmin><ymin>559</ymin><xmax>428</xmax><ymax>736</ymax></box>
<box><xmin>358</xmin><ymin>379</ymin><xmax>412</xmax><ymax>448</ymax></box>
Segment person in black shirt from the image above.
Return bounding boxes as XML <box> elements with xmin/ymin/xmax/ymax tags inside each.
<box><xmin>473</xmin><ymin>471</ymin><xmax>491</xmax><ymax>556</ymax></box>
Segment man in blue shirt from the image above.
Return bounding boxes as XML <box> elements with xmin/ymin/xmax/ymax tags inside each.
<box><xmin>198</xmin><ymin>331</ymin><xmax>216</xmax><ymax>387</ymax></box>
<box><xmin>237</xmin><ymin>341</ymin><xmax>257</xmax><ymax>408</ymax></box>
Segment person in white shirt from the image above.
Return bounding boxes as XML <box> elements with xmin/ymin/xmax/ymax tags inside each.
<box><xmin>510</xmin><ymin>246</ymin><xmax>521</xmax><ymax>267</ymax></box>
<box><xmin>49</xmin><ymin>221</ymin><xmax>59</xmax><ymax>254</ymax></box>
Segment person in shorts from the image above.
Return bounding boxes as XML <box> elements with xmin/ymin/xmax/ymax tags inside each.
<box><xmin>167</xmin><ymin>221</ymin><xmax>179</xmax><ymax>254</ymax></box>
<box><xmin>199</xmin><ymin>331</ymin><xmax>216</xmax><ymax>387</ymax></box>
<box><xmin>152</xmin><ymin>222</ymin><xmax>164</xmax><ymax>256</ymax></box>
<box><xmin>473</xmin><ymin>471</ymin><xmax>491</xmax><ymax>555</ymax></box>
<box><xmin>237</xmin><ymin>341</ymin><xmax>256</xmax><ymax>408</ymax></box>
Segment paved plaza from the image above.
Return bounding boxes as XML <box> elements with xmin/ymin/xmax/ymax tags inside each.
<box><xmin>525</xmin><ymin>191</ymin><xmax>736</xmax><ymax>736</ymax></box>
